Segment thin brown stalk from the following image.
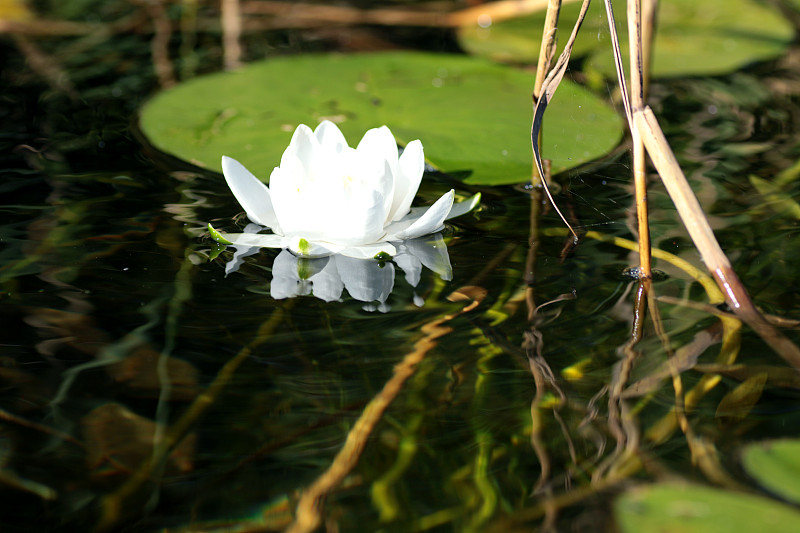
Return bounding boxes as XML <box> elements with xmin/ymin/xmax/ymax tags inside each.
<box><xmin>640</xmin><ymin>0</ymin><xmax>658</xmax><ymax>97</ymax></box>
<box><xmin>286</xmin><ymin>287</ymin><xmax>486</xmax><ymax>533</ymax></box>
<box><xmin>133</xmin><ymin>0</ymin><xmax>177</xmax><ymax>88</ymax></box>
<box><xmin>602</xmin><ymin>0</ymin><xmax>650</xmax><ymax>276</ymax></box>
<box><xmin>627</xmin><ymin>0</ymin><xmax>651</xmax><ymax>278</ymax></box>
<box><xmin>602</xmin><ymin>0</ymin><xmax>632</xmax><ymax>122</ymax></box>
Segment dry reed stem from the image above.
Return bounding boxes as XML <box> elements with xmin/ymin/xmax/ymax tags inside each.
<box><xmin>533</xmin><ymin>0</ymin><xmax>561</xmax><ymax>98</ymax></box>
<box><xmin>634</xmin><ymin>107</ymin><xmax>800</xmax><ymax>369</ymax></box>
<box><xmin>0</xmin><ymin>19</ymin><xmax>96</xmax><ymax>35</ymax></box>
<box><xmin>603</xmin><ymin>0</ymin><xmax>632</xmax><ymax>122</ymax></box>
<box><xmin>222</xmin><ymin>0</ymin><xmax>242</xmax><ymax>70</ymax></box>
<box><xmin>603</xmin><ymin>0</ymin><xmax>650</xmax><ymax>277</ymax></box>
<box><xmin>285</xmin><ymin>287</ymin><xmax>486</xmax><ymax>533</ymax></box>
<box><xmin>627</xmin><ymin>0</ymin><xmax>651</xmax><ymax>278</ymax></box>
<box><xmin>241</xmin><ymin>0</ymin><xmax>578</xmax><ymax>29</ymax></box>
<box><xmin>531</xmin><ymin>0</ymin><xmax>561</xmax><ymax>187</ymax></box>
<box><xmin>531</xmin><ymin>0</ymin><xmax>592</xmax><ymax>241</ymax></box>
<box><xmin>640</xmin><ymin>0</ymin><xmax>658</xmax><ymax>97</ymax></box>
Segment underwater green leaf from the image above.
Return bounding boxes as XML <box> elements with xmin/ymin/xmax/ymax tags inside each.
<box><xmin>139</xmin><ymin>52</ymin><xmax>622</xmax><ymax>185</ymax></box>
<box><xmin>715</xmin><ymin>372</ymin><xmax>767</xmax><ymax>422</ymax></box>
<box><xmin>615</xmin><ymin>482</ymin><xmax>800</xmax><ymax>533</ymax></box>
<box><xmin>458</xmin><ymin>0</ymin><xmax>793</xmax><ymax>78</ymax></box>
<box><xmin>742</xmin><ymin>439</ymin><xmax>800</xmax><ymax>505</ymax></box>
<box><xmin>749</xmin><ymin>175</ymin><xmax>800</xmax><ymax>219</ymax></box>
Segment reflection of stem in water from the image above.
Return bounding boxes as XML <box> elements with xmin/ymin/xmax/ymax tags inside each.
<box><xmin>594</xmin><ymin>281</ymin><xmax>644</xmax><ymax>483</ymax></box>
<box><xmin>50</xmin><ymin>295</ymin><xmax>170</xmax><ymax>415</ymax></box>
<box><xmin>544</xmin><ymin>227</ymin><xmax>749</xmax><ymax>488</ymax></box>
<box><xmin>543</xmin><ymin>228</ymin><xmax>745</xmax><ymax>445</ymax></box>
<box><xmin>522</xmin><ymin>160</ymin><xmax>580</xmax><ymax>530</ymax></box>
<box><xmin>179</xmin><ymin>0</ymin><xmax>200</xmax><ymax>78</ymax></box>
<box><xmin>146</xmin><ymin>250</ymin><xmax>196</xmax><ymax>513</ymax></box>
<box><xmin>133</xmin><ymin>0</ymin><xmax>177</xmax><ymax>88</ymax></box>
<box><xmin>370</xmin><ymin>357</ymin><xmax>434</xmax><ymax>522</ymax></box>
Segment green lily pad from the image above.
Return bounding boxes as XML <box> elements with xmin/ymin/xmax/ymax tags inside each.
<box><xmin>615</xmin><ymin>482</ymin><xmax>800</xmax><ymax>533</ymax></box>
<box><xmin>139</xmin><ymin>52</ymin><xmax>622</xmax><ymax>185</ymax></box>
<box><xmin>742</xmin><ymin>439</ymin><xmax>800</xmax><ymax>504</ymax></box>
<box><xmin>458</xmin><ymin>0</ymin><xmax>793</xmax><ymax>77</ymax></box>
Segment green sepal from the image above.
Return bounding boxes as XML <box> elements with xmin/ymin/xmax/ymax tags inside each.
<box><xmin>297</xmin><ymin>238</ymin><xmax>311</xmax><ymax>256</ymax></box>
<box><xmin>207</xmin><ymin>223</ymin><xmax>233</xmax><ymax>245</ymax></box>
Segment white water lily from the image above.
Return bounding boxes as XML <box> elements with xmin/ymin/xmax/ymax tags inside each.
<box><xmin>211</xmin><ymin>120</ymin><xmax>479</xmax><ymax>259</ymax></box>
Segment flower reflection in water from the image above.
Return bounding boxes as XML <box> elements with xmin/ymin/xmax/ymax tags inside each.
<box><xmin>223</xmin><ymin>227</ymin><xmax>452</xmax><ymax>312</ymax></box>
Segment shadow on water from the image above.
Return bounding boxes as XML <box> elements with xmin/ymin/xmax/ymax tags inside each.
<box><xmin>2</xmin><ymin>1</ymin><xmax>800</xmax><ymax>531</ymax></box>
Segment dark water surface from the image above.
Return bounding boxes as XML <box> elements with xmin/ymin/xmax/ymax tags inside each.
<box><xmin>3</xmin><ymin>8</ymin><xmax>800</xmax><ymax>533</ymax></box>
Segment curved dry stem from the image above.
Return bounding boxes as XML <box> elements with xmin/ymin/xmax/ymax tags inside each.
<box><xmin>531</xmin><ymin>0</ymin><xmax>592</xmax><ymax>242</ymax></box>
<box><xmin>634</xmin><ymin>107</ymin><xmax>800</xmax><ymax>369</ymax></box>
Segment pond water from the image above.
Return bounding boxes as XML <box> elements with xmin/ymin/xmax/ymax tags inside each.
<box><xmin>3</xmin><ymin>3</ymin><xmax>800</xmax><ymax>532</ymax></box>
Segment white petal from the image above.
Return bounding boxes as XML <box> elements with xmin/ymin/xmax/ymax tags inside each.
<box><xmin>285</xmin><ymin>236</ymin><xmax>343</xmax><ymax>258</ymax></box>
<box><xmin>221</xmin><ymin>156</ymin><xmax>281</xmax><ymax>230</ymax></box>
<box><xmin>268</xmin><ymin>162</ymin><xmax>306</xmax><ymax>236</ymax></box>
<box><xmin>445</xmin><ymin>192</ymin><xmax>481</xmax><ymax>221</ymax></box>
<box><xmin>400</xmin><ymin>234</ymin><xmax>452</xmax><ymax>281</ymax></box>
<box><xmin>281</xmin><ymin>124</ymin><xmax>317</xmax><ymax>177</ymax></box>
<box><xmin>319</xmin><ymin>187</ymin><xmax>389</xmax><ymax>246</ymax></box>
<box><xmin>356</xmin><ymin>126</ymin><xmax>399</xmax><ymax>172</ymax></box>
<box><xmin>393</xmin><ymin>252</ymin><xmax>422</xmax><ymax>287</ymax></box>
<box><xmin>272</xmin><ymin>156</ymin><xmax>390</xmax><ymax>245</ymax></box>
<box><xmin>314</xmin><ymin>120</ymin><xmax>349</xmax><ymax>153</ymax></box>
<box><xmin>308</xmin><ymin>259</ymin><xmax>345</xmax><ymax>302</ymax></box>
<box><xmin>356</xmin><ymin>127</ymin><xmax>398</xmax><ymax>218</ymax></box>
<box><xmin>224</xmin><ymin>245</ymin><xmax>260</xmax><ymax>276</ymax></box>
<box><xmin>389</xmin><ymin>139</ymin><xmax>425</xmax><ymax>221</ymax></box>
<box><xmin>337</xmin><ymin>242</ymin><xmax>397</xmax><ymax>260</ymax></box>
<box><xmin>335</xmin><ymin>256</ymin><xmax>395</xmax><ymax>303</ymax></box>
<box><xmin>387</xmin><ymin>190</ymin><xmax>454</xmax><ymax>241</ymax></box>
<box><xmin>221</xmin><ymin>232</ymin><xmax>285</xmax><ymax>249</ymax></box>
<box><xmin>270</xmin><ymin>249</ymin><xmax>303</xmax><ymax>299</ymax></box>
